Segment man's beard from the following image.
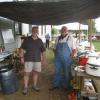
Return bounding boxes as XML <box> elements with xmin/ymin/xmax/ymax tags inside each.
<box><xmin>59</xmin><ymin>33</ymin><xmax>67</xmax><ymax>40</ymax></box>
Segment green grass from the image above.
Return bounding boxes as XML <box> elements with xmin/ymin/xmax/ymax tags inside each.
<box><xmin>92</xmin><ymin>40</ymin><xmax>100</xmax><ymax>51</ymax></box>
<box><xmin>46</xmin><ymin>48</ymin><xmax>54</xmax><ymax>63</ymax></box>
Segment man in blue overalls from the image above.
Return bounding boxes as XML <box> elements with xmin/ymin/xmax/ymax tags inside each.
<box><xmin>50</xmin><ymin>26</ymin><xmax>76</xmax><ymax>90</ymax></box>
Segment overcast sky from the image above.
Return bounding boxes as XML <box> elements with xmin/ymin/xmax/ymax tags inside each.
<box><xmin>95</xmin><ymin>17</ymin><xmax>100</xmax><ymax>32</ymax></box>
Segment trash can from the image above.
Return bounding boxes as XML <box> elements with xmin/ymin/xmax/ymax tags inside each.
<box><xmin>0</xmin><ymin>64</ymin><xmax>18</xmax><ymax>94</ymax></box>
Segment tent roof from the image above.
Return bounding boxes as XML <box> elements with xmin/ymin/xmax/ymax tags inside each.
<box><xmin>0</xmin><ymin>0</ymin><xmax>100</xmax><ymax>25</ymax></box>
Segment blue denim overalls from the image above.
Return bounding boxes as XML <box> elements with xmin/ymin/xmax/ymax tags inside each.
<box><xmin>53</xmin><ymin>39</ymin><xmax>72</xmax><ymax>88</ymax></box>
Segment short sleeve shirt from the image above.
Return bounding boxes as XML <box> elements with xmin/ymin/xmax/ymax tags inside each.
<box><xmin>21</xmin><ymin>36</ymin><xmax>45</xmax><ymax>62</ymax></box>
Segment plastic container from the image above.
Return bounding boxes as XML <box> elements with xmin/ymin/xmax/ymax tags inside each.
<box><xmin>0</xmin><ymin>64</ymin><xmax>18</xmax><ymax>94</ymax></box>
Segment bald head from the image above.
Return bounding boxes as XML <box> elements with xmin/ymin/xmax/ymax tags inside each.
<box><xmin>61</xmin><ymin>26</ymin><xmax>68</xmax><ymax>34</ymax></box>
<box><xmin>32</xmin><ymin>26</ymin><xmax>38</xmax><ymax>32</ymax></box>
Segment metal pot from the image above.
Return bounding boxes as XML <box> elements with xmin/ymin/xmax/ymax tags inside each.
<box><xmin>85</xmin><ymin>56</ymin><xmax>100</xmax><ymax>77</ymax></box>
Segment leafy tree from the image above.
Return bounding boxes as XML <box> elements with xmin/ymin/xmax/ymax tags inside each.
<box><xmin>51</xmin><ymin>27</ymin><xmax>58</xmax><ymax>35</ymax></box>
<box><xmin>80</xmin><ymin>19</ymin><xmax>96</xmax><ymax>34</ymax></box>
<box><xmin>88</xmin><ymin>19</ymin><xmax>97</xmax><ymax>35</ymax></box>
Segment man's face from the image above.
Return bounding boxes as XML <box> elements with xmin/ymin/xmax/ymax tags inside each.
<box><xmin>61</xmin><ymin>26</ymin><xmax>68</xmax><ymax>36</ymax></box>
<box><xmin>32</xmin><ymin>27</ymin><xmax>38</xmax><ymax>37</ymax></box>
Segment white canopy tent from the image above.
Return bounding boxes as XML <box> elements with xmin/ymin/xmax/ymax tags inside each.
<box><xmin>53</xmin><ymin>22</ymin><xmax>88</xmax><ymax>30</ymax></box>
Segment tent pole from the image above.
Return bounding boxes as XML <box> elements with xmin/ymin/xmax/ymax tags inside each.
<box><xmin>79</xmin><ymin>23</ymin><xmax>81</xmax><ymax>43</ymax></box>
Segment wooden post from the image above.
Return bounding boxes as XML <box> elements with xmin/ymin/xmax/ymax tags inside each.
<box><xmin>88</xmin><ymin>19</ymin><xmax>92</xmax><ymax>48</ymax></box>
